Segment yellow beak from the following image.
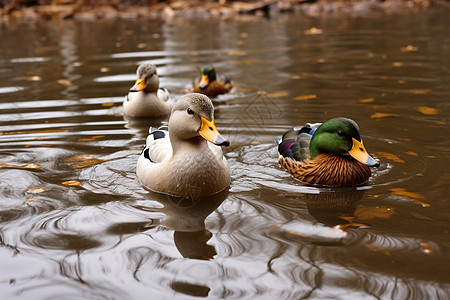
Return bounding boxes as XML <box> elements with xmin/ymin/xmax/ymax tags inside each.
<box><xmin>198</xmin><ymin>117</ymin><xmax>230</xmax><ymax>147</ymax></box>
<box><xmin>199</xmin><ymin>74</ymin><xmax>209</xmax><ymax>89</ymax></box>
<box><xmin>348</xmin><ymin>138</ymin><xmax>379</xmax><ymax>167</ymax></box>
<box><xmin>130</xmin><ymin>78</ymin><xmax>147</xmax><ymax>92</ymax></box>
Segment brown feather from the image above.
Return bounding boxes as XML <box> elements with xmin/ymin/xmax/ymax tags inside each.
<box><xmin>279</xmin><ymin>153</ymin><xmax>371</xmax><ymax>187</ymax></box>
<box><xmin>194</xmin><ymin>80</ymin><xmax>232</xmax><ymax>98</ymax></box>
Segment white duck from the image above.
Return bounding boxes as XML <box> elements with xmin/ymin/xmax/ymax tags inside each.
<box><xmin>136</xmin><ymin>93</ymin><xmax>230</xmax><ymax>197</ymax></box>
<box><xmin>123</xmin><ymin>64</ymin><xmax>172</xmax><ymax>117</ymax></box>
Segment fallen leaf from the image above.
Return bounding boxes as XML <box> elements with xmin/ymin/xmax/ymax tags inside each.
<box><xmin>71</xmin><ymin>158</ymin><xmax>105</xmax><ymax>169</ymax></box>
<box><xmin>390</xmin><ymin>188</ymin><xmax>430</xmax><ymax>207</ymax></box>
<box><xmin>427</xmin><ymin>155</ymin><xmax>436</xmax><ymax>159</ymax></box>
<box><xmin>417</xmin><ymin>106</ymin><xmax>438</xmax><ymax>115</ymax></box>
<box><xmin>392</xmin><ymin>62</ymin><xmax>404</xmax><ymax>67</ymax></box>
<box><xmin>294</xmin><ymin>94</ymin><xmax>317</xmax><ymax>101</ymax></box>
<box><xmin>228</xmin><ymin>50</ymin><xmax>246</xmax><ymax>56</ymax></box>
<box><xmin>266</xmin><ymin>92</ymin><xmax>288</xmax><ymax>98</ymax></box>
<box><xmin>405</xmin><ymin>151</ymin><xmax>418</xmax><ymax>157</ymax></box>
<box><xmin>25</xmin><ymin>199</ymin><xmax>35</xmax><ymax>204</ymax></box>
<box><xmin>304</xmin><ymin>27</ymin><xmax>323</xmax><ymax>35</ymax></box>
<box><xmin>27</xmin><ymin>188</ymin><xmax>46</xmax><ymax>194</ymax></box>
<box><xmin>100</xmin><ymin>67</ymin><xmax>110</xmax><ymax>72</ymax></box>
<box><xmin>371</xmin><ymin>113</ymin><xmax>399</xmax><ymax>119</ymax></box>
<box><xmin>19</xmin><ymin>163</ymin><xmax>42</xmax><ymax>169</ymax></box>
<box><xmin>72</xmin><ymin>62</ymin><xmax>84</xmax><ymax>67</ymax></box>
<box><xmin>57</xmin><ymin>79</ymin><xmax>72</xmax><ymax>86</ymax></box>
<box><xmin>28</xmin><ymin>76</ymin><xmax>42</xmax><ymax>81</ymax></box>
<box><xmin>400</xmin><ymin>45</ymin><xmax>419</xmax><ymax>52</ymax></box>
<box><xmin>78</xmin><ymin>135</ymin><xmax>105</xmax><ymax>142</ymax></box>
<box><xmin>101</xmin><ymin>103</ymin><xmax>115</xmax><ymax>107</ymax></box>
<box><xmin>376</xmin><ymin>152</ymin><xmax>405</xmax><ymax>163</ymax></box>
<box><xmin>62</xmin><ymin>180</ymin><xmax>82</xmax><ymax>187</ymax></box>
<box><xmin>360</xmin><ymin>97</ymin><xmax>374</xmax><ymax>103</ymax></box>
<box><xmin>0</xmin><ymin>163</ymin><xmax>13</xmax><ymax>167</ymax></box>
<box><xmin>420</xmin><ymin>241</ymin><xmax>434</xmax><ymax>254</ymax></box>
<box><xmin>66</xmin><ymin>154</ymin><xmax>95</xmax><ymax>162</ymax></box>
<box><xmin>251</xmin><ymin>141</ymin><xmax>261</xmax><ymax>145</ymax></box>
<box><xmin>410</xmin><ymin>89</ymin><xmax>430</xmax><ymax>94</ymax></box>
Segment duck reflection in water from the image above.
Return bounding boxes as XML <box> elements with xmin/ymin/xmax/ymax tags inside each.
<box><xmin>150</xmin><ymin>188</ymin><xmax>229</xmax><ymax>260</ymax></box>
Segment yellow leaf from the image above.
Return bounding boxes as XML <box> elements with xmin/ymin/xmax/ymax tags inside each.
<box><xmin>66</xmin><ymin>154</ymin><xmax>94</xmax><ymax>162</ymax></box>
<box><xmin>405</xmin><ymin>151</ymin><xmax>418</xmax><ymax>157</ymax></box>
<box><xmin>57</xmin><ymin>79</ymin><xmax>72</xmax><ymax>86</ymax></box>
<box><xmin>27</xmin><ymin>188</ymin><xmax>46</xmax><ymax>194</ymax></box>
<box><xmin>78</xmin><ymin>135</ymin><xmax>105</xmax><ymax>142</ymax></box>
<box><xmin>100</xmin><ymin>67</ymin><xmax>110</xmax><ymax>72</ymax></box>
<box><xmin>390</xmin><ymin>188</ymin><xmax>430</xmax><ymax>207</ymax></box>
<box><xmin>417</xmin><ymin>106</ymin><xmax>438</xmax><ymax>115</ymax></box>
<box><xmin>0</xmin><ymin>163</ymin><xmax>13</xmax><ymax>167</ymax></box>
<box><xmin>101</xmin><ymin>103</ymin><xmax>115</xmax><ymax>107</ymax></box>
<box><xmin>25</xmin><ymin>199</ymin><xmax>35</xmax><ymax>204</ymax></box>
<box><xmin>304</xmin><ymin>27</ymin><xmax>323</xmax><ymax>35</ymax></box>
<box><xmin>371</xmin><ymin>112</ymin><xmax>399</xmax><ymax>119</ymax></box>
<box><xmin>293</xmin><ymin>94</ymin><xmax>317</xmax><ymax>101</ymax></box>
<box><xmin>19</xmin><ymin>163</ymin><xmax>42</xmax><ymax>169</ymax></box>
<box><xmin>392</xmin><ymin>62</ymin><xmax>404</xmax><ymax>67</ymax></box>
<box><xmin>360</xmin><ymin>97</ymin><xmax>374</xmax><ymax>103</ymax></box>
<box><xmin>400</xmin><ymin>45</ymin><xmax>418</xmax><ymax>52</ymax></box>
<box><xmin>28</xmin><ymin>76</ymin><xmax>42</xmax><ymax>81</ymax></box>
<box><xmin>427</xmin><ymin>155</ymin><xmax>436</xmax><ymax>159</ymax></box>
<box><xmin>376</xmin><ymin>151</ymin><xmax>405</xmax><ymax>163</ymax></box>
<box><xmin>62</xmin><ymin>180</ymin><xmax>82</xmax><ymax>187</ymax></box>
<box><xmin>410</xmin><ymin>89</ymin><xmax>430</xmax><ymax>94</ymax></box>
<box><xmin>228</xmin><ymin>50</ymin><xmax>246</xmax><ymax>56</ymax></box>
<box><xmin>420</xmin><ymin>241</ymin><xmax>434</xmax><ymax>254</ymax></box>
<box><xmin>265</xmin><ymin>92</ymin><xmax>288</xmax><ymax>98</ymax></box>
<box><xmin>71</xmin><ymin>158</ymin><xmax>105</xmax><ymax>169</ymax></box>
<box><xmin>72</xmin><ymin>61</ymin><xmax>84</xmax><ymax>67</ymax></box>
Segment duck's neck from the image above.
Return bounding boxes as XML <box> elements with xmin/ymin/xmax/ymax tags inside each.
<box><xmin>170</xmin><ymin>136</ymin><xmax>208</xmax><ymax>155</ymax></box>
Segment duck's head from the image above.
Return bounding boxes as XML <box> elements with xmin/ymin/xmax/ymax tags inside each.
<box><xmin>169</xmin><ymin>93</ymin><xmax>229</xmax><ymax>147</ymax></box>
<box><xmin>129</xmin><ymin>64</ymin><xmax>159</xmax><ymax>93</ymax></box>
<box><xmin>198</xmin><ymin>65</ymin><xmax>217</xmax><ymax>89</ymax></box>
<box><xmin>310</xmin><ymin>117</ymin><xmax>379</xmax><ymax>167</ymax></box>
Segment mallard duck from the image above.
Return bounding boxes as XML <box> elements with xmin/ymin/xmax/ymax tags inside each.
<box><xmin>193</xmin><ymin>65</ymin><xmax>232</xmax><ymax>98</ymax></box>
<box><xmin>276</xmin><ymin>117</ymin><xmax>379</xmax><ymax>187</ymax></box>
<box><xmin>123</xmin><ymin>64</ymin><xmax>172</xmax><ymax>117</ymax></box>
<box><xmin>137</xmin><ymin>93</ymin><xmax>230</xmax><ymax>197</ymax></box>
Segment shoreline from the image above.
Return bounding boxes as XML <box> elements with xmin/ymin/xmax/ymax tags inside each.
<box><xmin>1</xmin><ymin>0</ymin><xmax>449</xmax><ymax>21</ymax></box>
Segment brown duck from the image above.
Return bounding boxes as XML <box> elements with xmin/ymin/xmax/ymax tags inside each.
<box><xmin>193</xmin><ymin>65</ymin><xmax>232</xmax><ymax>98</ymax></box>
<box><xmin>276</xmin><ymin>117</ymin><xmax>379</xmax><ymax>187</ymax></box>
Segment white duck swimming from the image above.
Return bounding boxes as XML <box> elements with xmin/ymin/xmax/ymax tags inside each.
<box><xmin>136</xmin><ymin>93</ymin><xmax>230</xmax><ymax>197</ymax></box>
<box><xmin>123</xmin><ymin>64</ymin><xmax>172</xmax><ymax>117</ymax></box>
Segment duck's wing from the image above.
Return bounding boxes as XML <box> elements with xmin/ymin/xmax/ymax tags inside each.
<box><xmin>276</xmin><ymin>123</ymin><xmax>322</xmax><ymax>162</ymax></box>
<box><xmin>143</xmin><ymin>126</ymin><xmax>172</xmax><ymax>163</ymax></box>
<box><xmin>157</xmin><ymin>88</ymin><xmax>170</xmax><ymax>102</ymax></box>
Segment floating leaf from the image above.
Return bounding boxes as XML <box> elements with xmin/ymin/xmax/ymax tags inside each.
<box><xmin>265</xmin><ymin>92</ymin><xmax>288</xmax><ymax>98</ymax></box>
<box><xmin>304</xmin><ymin>27</ymin><xmax>323</xmax><ymax>35</ymax></box>
<box><xmin>427</xmin><ymin>155</ymin><xmax>436</xmax><ymax>159</ymax></box>
<box><xmin>251</xmin><ymin>141</ymin><xmax>261</xmax><ymax>145</ymax></box>
<box><xmin>371</xmin><ymin>112</ymin><xmax>399</xmax><ymax>119</ymax></box>
<box><xmin>19</xmin><ymin>163</ymin><xmax>42</xmax><ymax>169</ymax></box>
<box><xmin>405</xmin><ymin>151</ymin><xmax>418</xmax><ymax>157</ymax></box>
<box><xmin>410</xmin><ymin>89</ymin><xmax>430</xmax><ymax>94</ymax></box>
<box><xmin>25</xmin><ymin>199</ymin><xmax>35</xmax><ymax>204</ymax></box>
<box><xmin>360</xmin><ymin>97</ymin><xmax>374</xmax><ymax>103</ymax></box>
<box><xmin>72</xmin><ymin>62</ymin><xmax>84</xmax><ymax>67</ymax></box>
<box><xmin>78</xmin><ymin>135</ymin><xmax>105</xmax><ymax>142</ymax></box>
<box><xmin>0</xmin><ymin>163</ymin><xmax>13</xmax><ymax>167</ymax></box>
<box><xmin>417</xmin><ymin>106</ymin><xmax>438</xmax><ymax>115</ymax></box>
<box><xmin>400</xmin><ymin>45</ymin><xmax>419</xmax><ymax>52</ymax></box>
<box><xmin>376</xmin><ymin>151</ymin><xmax>405</xmax><ymax>163</ymax></box>
<box><xmin>62</xmin><ymin>180</ymin><xmax>82</xmax><ymax>187</ymax></box>
<box><xmin>390</xmin><ymin>187</ymin><xmax>430</xmax><ymax>207</ymax></box>
<box><xmin>71</xmin><ymin>158</ymin><xmax>105</xmax><ymax>169</ymax></box>
<box><xmin>100</xmin><ymin>67</ymin><xmax>110</xmax><ymax>72</ymax></box>
<box><xmin>294</xmin><ymin>94</ymin><xmax>317</xmax><ymax>101</ymax></box>
<box><xmin>27</xmin><ymin>188</ymin><xmax>46</xmax><ymax>194</ymax></box>
<box><xmin>66</xmin><ymin>154</ymin><xmax>94</xmax><ymax>162</ymax></box>
<box><xmin>28</xmin><ymin>76</ymin><xmax>42</xmax><ymax>81</ymax></box>
<box><xmin>57</xmin><ymin>79</ymin><xmax>72</xmax><ymax>86</ymax></box>
<box><xmin>228</xmin><ymin>50</ymin><xmax>246</xmax><ymax>56</ymax></box>
<box><xmin>392</xmin><ymin>62</ymin><xmax>404</xmax><ymax>67</ymax></box>
<box><xmin>420</xmin><ymin>241</ymin><xmax>434</xmax><ymax>254</ymax></box>
<box><xmin>101</xmin><ymin>103</ymin><xmax>115</xmax><ymax>107</ymax></box>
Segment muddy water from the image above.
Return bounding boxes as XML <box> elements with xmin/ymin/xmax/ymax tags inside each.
<box><xmin>0</xmin><ymin>11</ymin><xmax>449</xmax><ymax>300</ymax></box>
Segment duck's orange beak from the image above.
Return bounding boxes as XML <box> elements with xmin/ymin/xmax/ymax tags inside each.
<box><xmin>199</xmin><ymin>74</ymin><xmax>209</xmax><ymax>89</ymax></box>
<box><xmin>199</xmin><ymin>117</ymin><xmax>230</xmax><ymax>147</ymax></box>
<box><xmin>349</xmin><ymin>138</ymin><xmax>379</xmax><ymax>167</ymax></box>
<box><xmin>129</xmin><ymin>78</ymin><xmax>146</xmax><ymax>92</ymax></box>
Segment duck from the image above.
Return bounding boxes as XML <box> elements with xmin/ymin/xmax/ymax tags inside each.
<box><xmin>276</xmin><ymin>117</ymin><xmax>379</xmax><ymax>187</ymax></box>
<box><xmin>123</xmin><ymin>64</ymin><xmax>172</xmax><ymax>117</ymax></box>
<box><xmin>193</xmin><ymin>65</ymin><xmax>232</xmax><ymax>98</ymax></box>
<box><xmin>136</xmin><ymin>93</ymin><xmax>231</xmax><ymax>197</ymax></box>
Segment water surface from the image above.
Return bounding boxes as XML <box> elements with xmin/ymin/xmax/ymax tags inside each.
<box><xmin>0</xmin><ymin>11</ymin><xmax>449</xmax><ymax>299</ymax></box>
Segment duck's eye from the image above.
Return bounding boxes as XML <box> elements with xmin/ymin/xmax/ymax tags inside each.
<box><xmin>337</xmin><ymin>130</ymin><xmax>344</xmax><ymax>137</ymax></box>
<box><xmin>187</xmin><ymin>108</ymin><xmax>194</xmax><ymax>115</ymax></box>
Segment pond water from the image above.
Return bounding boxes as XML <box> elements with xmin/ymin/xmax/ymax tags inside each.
<box><xmin>0</xmin><ymin>10</ymin><xmax>449</xmax><ymax>300</ymax></box>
